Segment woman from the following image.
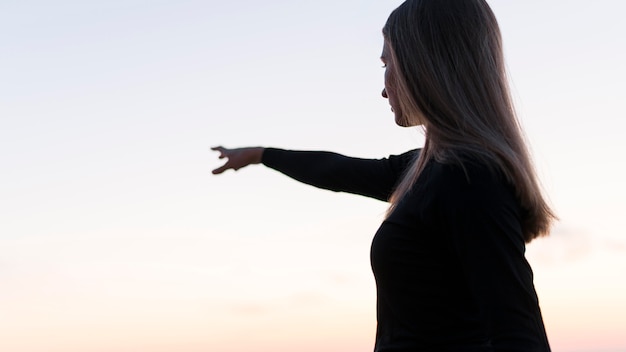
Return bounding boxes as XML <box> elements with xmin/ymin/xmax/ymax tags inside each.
<box><xmin>212</xmin><ymin>0</ymin><xmax>555</xmax><ymax>351</ymax></box>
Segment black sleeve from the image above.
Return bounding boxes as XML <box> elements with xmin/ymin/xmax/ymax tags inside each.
<box><xmin>261</xmin><ymin>148</ymin><xmax>419</xmax><ymax>202</ymax></box>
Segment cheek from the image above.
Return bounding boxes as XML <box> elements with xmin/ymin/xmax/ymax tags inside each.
<box><xmin>384</xmin><ymin>68</ymin><xmax>399</xmax><ymax>99</ymax></box>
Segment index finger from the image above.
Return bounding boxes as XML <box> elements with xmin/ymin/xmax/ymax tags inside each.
<box><xmin>212</xmin><ymin>163</ymin><xmax>229</xmax><ymax>174</ymax></box>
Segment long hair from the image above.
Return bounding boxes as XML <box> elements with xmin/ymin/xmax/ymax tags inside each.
<box><xmin>383</xmin><ymin>0</ymin><xmax>555</xmax><ymax>242</ymax></box>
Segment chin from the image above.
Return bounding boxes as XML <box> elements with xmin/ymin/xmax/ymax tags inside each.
<box><xmin>395</xmin><ymin>114</ymin><xmax>412</xmax><ymax>127</ymax></box>
<box><xmin>395</xmin><ymin>112</ymin><xmax>425</xmax><ymax>127</ymax></box>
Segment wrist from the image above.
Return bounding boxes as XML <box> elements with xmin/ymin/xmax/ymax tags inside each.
<box><xmin>250</xmin><ymin>147</ymin><xmax>265</xmax><ymax>164</ymax></box>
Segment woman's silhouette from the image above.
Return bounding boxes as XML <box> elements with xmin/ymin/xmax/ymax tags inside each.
<box><xmin>212</xmin><ymin>0</ymin><xmax>556</xmax><ymax>350</ymax></box>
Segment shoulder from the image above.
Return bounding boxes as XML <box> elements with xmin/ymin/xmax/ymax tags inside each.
<box><xmin>420</xmin><ymin>157</ymin><xmax>517</xmax><ymax>214</ymax></box>
<box><xmin>387</xmin><ymin>148</ymin><xmax>420</xmax><ymax>168</ymax></box>
<box><xmin>414</xmin><ymin>157</ymin><xmax>526</xmax><ymax>247</ymax></box>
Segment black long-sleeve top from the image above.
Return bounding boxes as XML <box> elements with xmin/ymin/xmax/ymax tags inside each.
<box><xmin>262</xmin><ymin>148</ymin><xmax>551</xmax><ymax>352</ymax></box>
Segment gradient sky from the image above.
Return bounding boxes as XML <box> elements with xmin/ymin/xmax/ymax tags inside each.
<box><xmin>1</xmin><ymin>1</ymin><xmax>625</xmax><ymax>351</ymax></box>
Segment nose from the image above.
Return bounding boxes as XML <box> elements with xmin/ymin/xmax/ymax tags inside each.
<box><xmin>382</xmin><ymin>88</ymin><xmax>388</xmax><ymax>99</ymax></box>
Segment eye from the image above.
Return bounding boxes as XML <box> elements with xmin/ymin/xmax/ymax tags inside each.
<box><xmin>381</xmin><ymin>64</ymin><xmax>387</xmax><ymax>68</ymax></box>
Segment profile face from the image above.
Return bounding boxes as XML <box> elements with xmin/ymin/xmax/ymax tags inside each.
<box><xmin>381</xmin><ymin>41</ymin><xmax>405</xmax><ymax>126</ymax></box>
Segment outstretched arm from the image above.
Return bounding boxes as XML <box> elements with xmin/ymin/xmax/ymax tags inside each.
<box><xmin>212</xmin><ymin>146</ymin><xmax>418</xmax><ymax>202</ymax></box>
<box><xmin>262</xmin><ymin>148</ymin><xmax>418</xmax><ymax>201</ymax></box>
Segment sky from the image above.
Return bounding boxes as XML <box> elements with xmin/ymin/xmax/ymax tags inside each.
<box><xmin>1</xmin><ymin>0</ymin><xmax>625</xmax><ymax>351</ymax></box>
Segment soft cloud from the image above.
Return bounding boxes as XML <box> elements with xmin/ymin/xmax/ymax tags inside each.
<box><xmin>526</xmin><ymin>224</ymin><xmax>593</xmax><ymax>266</ymax></box>
<box><xmin>603</xmin><ymin>236</ymin><xmax>626</xmax><ymax>252</ymax></box>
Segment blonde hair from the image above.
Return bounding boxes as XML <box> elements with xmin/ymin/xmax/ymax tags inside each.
<box><xmin>384</xmin><ymin>0</ymin><xmax>555</xmax><ymax>242</ymax></box>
